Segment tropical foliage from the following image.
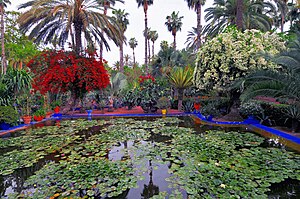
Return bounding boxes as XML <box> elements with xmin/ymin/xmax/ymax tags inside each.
<box><xmin>17</xmin><ymin>0</ymin><xmax>124</xmax><ymax>53</ymax></box>
<box><xmin>150</xmin><ymin>30</ymin><xmax>158</xmax><ymax>59</ymax></box>
<box><xmin>165</xmin><ymin>11</ymin><xmax>184</xmax><ymax>49</ymax></box>
<box><xmin>168</xmin><ymin>66</ymin><xmax>194</xmax><ymax>110</ymax></box>
<box><xmin>0</xmin><ymin>67</ymin><xmax>32</xmax><ymax>106</ymax></box>
<box><xmin>129</xmin><ymin>37</ymin><xmax>138</xmax><ymax>67</ymax></box>
<box><xmin>184</xmin><ymin>0</ymin><xmax>206</xmax><ymax>49</ymax></box>
<box><xmin>0</xmin><ymin>11</ymin><xmax>39</xmax><ymax>71</ymax></box>
<box><xmin>112</xmin><ymin>9</ymin><xmax>129</xmax><ymax>72</ymax></box>
<box><xmin>239</xmin><ymin>31</ymin><xmax>300</xmax><ymax>103</ymax></box>
<box><xmin>108</xmin><ymin>72</ymin><xmax>128</xmax><ymax>97</ymax></box>
<box><xmin>193</xmin><ymin>26</ymin><xmax>286</xmax><ymax>91</ymax></box>
<box><xmin>136</xmin><ymin>0</ymin><xmax>154</xmax><ymax>69</ymax></box>
<box><xmin>203</xmin><ymin>0</ymin><xmax>275</xmax><ymax>38</ymax></box>
<box><xmin>0</xmin><ymin>105</ymin><xmax>19</xmax><ymax>125</ymax></box>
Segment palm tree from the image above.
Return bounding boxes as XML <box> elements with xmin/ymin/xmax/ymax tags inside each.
<box><xmin>165</xmin><ymin>11</ymin><xmax>184</xmax><ymax>50</ymax></box>
<box><xmin>129</xmin><ymin>37</ymin><xmax>138</xmax><ymax>67</ymax></box>
<box><xmin>112</xmin><ymin>9</ymin><xmax>129</xmax><ymax>73</ymax></box>
<box><xmin>203</xmin><ymin>0</ymin><xmax>275</xmax><ymax>37</ymax></box>
<box><xmin>273</xmin><ymin>0</ymin><xmax>289</xmax><ymax>33</ymax></box>
<box><xmin>184</xmin><ymin>0</ymin><xmax>206</xmax><ymax>49</ymax></box>
<box><xmin>288</xmin><ymin>1</ymin><xmax>300</xmax><ymax>28</ymax></box>
<box><xmin>113</xmin><ymin>61</ymin><xmax>120</xmax><ymax>71</ymax></box>
<box><xmin>143</xmin><ymin>27</ymin><xmax>151</xmax><ymax>63</ymax></box>
<box><xmin>124</xmin><ymin>54</ymin><xmax>131</xmax><ymax>66</ymax></box>
<box><xmin>136</xmin><ymin>0</ymin><xmax>154</xmax><ymax>72</ymax></box>
<box><xmin>150</xmin><ymin>30</ymin><xmax>158</xmax><ymax>59</ymax></box>
<box><xmin>167</xmin><ymin>66</ymin><xmax>194</xmax><ymax>111</ymax></box>
<box><xmin>185</xmin><ymin>27</ymin><xmax>199</xmax><ymax>51</ymax></box>
<box><xmin>18</xmin><ymin>0</ymin><xmax>124</xmax><ymax>54</ymax></box>
<box><xmin>99</xmin><ymin>0</ymin><xmax>123</xmax><ymax>59</ymax></box>
<box><xmin>0</xmin><ymin>0</ymin><xmax>10</xmax><ymax>75</ymax></box>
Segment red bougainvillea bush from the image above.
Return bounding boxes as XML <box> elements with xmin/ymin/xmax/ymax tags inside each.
<box><xmin>27</xmin><ymin>50</ymin><xmax>110</xmax><ymax>99</ymax></box>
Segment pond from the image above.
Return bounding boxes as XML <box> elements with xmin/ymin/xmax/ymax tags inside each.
<box><xmin>0</xmin><ymin>116</ymin><xmax>299</xmax><ymax>198</ymax></box>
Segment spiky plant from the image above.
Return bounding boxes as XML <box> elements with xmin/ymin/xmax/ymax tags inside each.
<box><xmin>167</xmin><ymin>66</ymin><xmax>194</xmax><ymax>111</ymax></box>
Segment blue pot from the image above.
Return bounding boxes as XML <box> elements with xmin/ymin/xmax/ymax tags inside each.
<box><xmin>86</xmin><ymin>110</ymin><xmax>93</xmax><ymax>117</ymax></box>
<box><xmin>0</xmin><ymin>122</ymin><xmax>11</xmax><ymax>130</ymax></box>
<box><xmin>206</xmin><ymin>115</ymin><xmax>214</xmax><ymax>121</ymax></box>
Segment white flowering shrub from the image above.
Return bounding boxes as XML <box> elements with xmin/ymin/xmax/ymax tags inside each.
<box><xmin>193</xmin><ymin>27</ymin><xmax>286</xmax><ymax>90</ymax></box>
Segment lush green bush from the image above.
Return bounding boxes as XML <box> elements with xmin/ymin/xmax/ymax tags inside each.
<box><xmin>157</xmin><ymin>96</ymin><xmax>171</xmax><ymax>109</ymax></box>
<box><xmin>182</xmin><ymin>99</ymin><xmax>194</xmax><ymax>113</ymax></box>
<box><xmin>201</xmin><ymin>102</ymin><xmax>222</xmax><ymax>117</ymax></box>
<box><xmin>199</xmin><ymin>97</ymin><xmax>230</xmax><ymax>116</ymax></box>
<box><xmin>193</xmin><ymin>27</ymin><xmax>286</xmax><ymax>91</ymax></box>
<box><xmin>239</xmin><ymin>100</ymin><xmax>289</xmax><ymax>126</ymax></box>
<box><xmin>239</xmin><ymin>100</ymin><xmax>264</xmax><ymax>118</ymax></box>
<box><xmin>260</xmin><ymin>102</ymin><xmax>288</xmax><ymax>126</ymax></box>
<box><xmin>33</xmin><ymin>108</ymin><xmax>46</xmax><ymax>117</ymax></box>
<box><xmin>0</xmin><ymin>106</ymin><xmax>19</xmax><ymax>126</ymax></box>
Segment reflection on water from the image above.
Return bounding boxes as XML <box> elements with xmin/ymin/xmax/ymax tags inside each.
<box><xmin>268</xmin><ymin>178</ymin><xmax>300</xmax><ymax>199</ymax></box>
<box><xmin>0</xmin><ymin>159</ymin><xmax>48</xmax><ymax>197</ymax></box>
<box><xmin>107</xmin><ymin>139</ymin><xmax>186</xmax><ymax>199</ymax></box>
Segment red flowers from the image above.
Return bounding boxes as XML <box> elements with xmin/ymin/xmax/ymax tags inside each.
<box><xmin>27</xmin><ymin>50</ymin><xmax>110</xmax><ymax>97</ymax></box>
<box><xmin>138</xmin><ymin>74</ymin><xmax>155</xmax><ymax>84</ymax></box>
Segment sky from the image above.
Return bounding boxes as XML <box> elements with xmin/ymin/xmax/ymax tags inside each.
<box><xmin>8</xmin><ymin>0</ymin><xmax>213</xmax><ymax>65</ymax></box>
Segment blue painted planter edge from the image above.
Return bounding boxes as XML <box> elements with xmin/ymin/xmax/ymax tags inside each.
<box><xmin>193</xmin><ymin>112</ymin><xmax>300</xmax><ymax>145</ymax></box>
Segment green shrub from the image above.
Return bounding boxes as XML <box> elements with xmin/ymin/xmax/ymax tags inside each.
<box><xmin>260</xmin><ymin>102</ymin><xmax>288</xmax><ymax>126</ymax></box>
<box><xmin>239</xmin><ymin>101</ymin><xmax>264</xmax><ymax>118</ymax></box>
<box><xmin>199</xmin><ymin>97</ymin><xmax>230</xmax><ymax>116</ymax></box>
<box><xmin>182</xmin><ymin>99</ymin><xmax>194</xmax><ymax>113</ymax></box>
<box><xmin>33</xmin><ymin>108</ymin><xmax>46</xmax><ymax>117</ymax></box>
<box><xmin>201</xmin><ymin>101</ymin><xmax>222</xmax><ymax>117</ymax></box>
<box><xmin>157</xmin><ymin>97</ymin><xmax>171</xmax><ymax>109</ymax></box>
<box><xmin>0</xmin><ymin>106</ymin><xmax>19</xmax><ymax>126</ymax></box>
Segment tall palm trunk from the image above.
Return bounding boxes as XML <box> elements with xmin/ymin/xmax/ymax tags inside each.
<box><xmin>236</xmin><ymin>0</ymin><xmax>243</xmax><ymax>30</ymax></box>
<box><xmin>67</xmin><ymin>1</ymin><xmax>75</xmax><ymax>49</ymax></box>
<box><xmin>132</xmin><ymin>48</ymin><xmax>136</xmax><ymax>68</ymax></box>
<box><xmin>148</xmin><ymin>38</ymin><xmax>151</xmax><ymax>64</ymax></box>
<box><xmin>178</xmin><ymin>88</ymin><xmax>183</xmax><ymax>111</ymax></box>
<box><xmin>196</xmin><ymin>4</ymin><xmax>202</xmax><ymax>49</ymax></box>
<box><xmin>281</xmin><ymin>13</ymin><xmax>285</xmax><ymax>33</ymax></box>
<box><xmin>70</xmin><ymin>27</ymin><xmax>75</xmax><ymax>49</ymax></box>
<box><xmin>152</xmin><ymin>41</ymin><xmax>155</xmax><ymax>59</ymax></box>
<box><xmin>144</xmin><ymin>3</ymin><xmax>148</xmax><ymax>73</ymax></box>
<box><xmin>100</xmin><ymin>2</ymin><xmax>109</xmax><ymax>60</ymax></box>
<box><xmin>99</xmin><ymin>37</ymin><xmax>104</xmax><ymax>60</ymax></box>
<box><xmin>119</xmin><ymin>43</ymin><xmax>124</xmax><ymax>72</ymax></box>
<box><xmin>0</xmin><ymin>5</ymin><xmax>6</xmax><ymax>75</ymax></box>
<box><xmin>74</xmin><ymin>19</ymin><xmax>83</xmax><ymax>54</ymax></box>
<box><xmin>172</xmin><ymin>30</ymin><xmax>176</xmax><ymax>49</ymax></box>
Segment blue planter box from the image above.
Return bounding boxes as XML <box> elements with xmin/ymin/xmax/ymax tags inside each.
<box><xmin>0</xmin><ymin>122</ymin><xmax>11</xmax><ymax>130</ymax></box>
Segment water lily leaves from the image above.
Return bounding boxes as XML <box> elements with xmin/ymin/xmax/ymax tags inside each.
<box><xmin>1</xmin><ymin>117</ymin><xmax>300</xmax><ymax>198</ymax></box>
